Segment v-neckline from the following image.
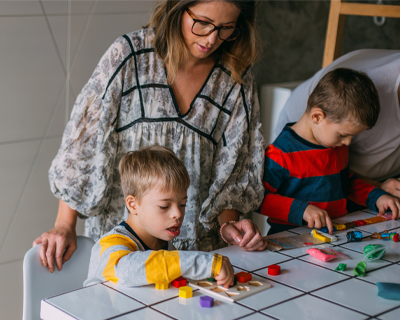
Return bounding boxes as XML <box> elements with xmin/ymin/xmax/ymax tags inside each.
<box><xmin>164</xmin><ymin>62</ymin><xmax>217</xmax><ymax>118</ymax></box>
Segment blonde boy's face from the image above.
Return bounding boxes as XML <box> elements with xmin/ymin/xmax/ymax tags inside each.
<box><xmin>126</xmin><ymin>184</ymin><xmax>187</xmax><ymax>244</ymax></box>
<box><xmin>311</xmin><ymin>109</ymin><xmax>367</xmax><ymax>148</ymax></box>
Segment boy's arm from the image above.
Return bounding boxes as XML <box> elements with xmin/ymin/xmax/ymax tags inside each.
<box><xmin>91</xmin><ymin>234</ymin><xmax>223</xmax><ymax>287</ymax></box>
<box><xmin>348</xmin><ymin>170</ymin><xmax>388</xmax><ymax>211</ymax></box>
<box><xmin>260</xmin><ymin>145</ymin><xmax>309</xmax><ymax>226</ymax></box>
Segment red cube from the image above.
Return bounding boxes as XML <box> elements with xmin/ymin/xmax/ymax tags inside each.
<box><xmin>171</xmin><ymin>276</ymin><xmax>187</xmax><ymax>288</ymax></box>
<box><xmin>235</xmin><ymin>271</ymin><xmax>252</xmax><ymax>283</ymax></box>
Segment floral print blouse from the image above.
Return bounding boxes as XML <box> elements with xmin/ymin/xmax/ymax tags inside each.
<box><xmin>49</xmin><ymin>28</ymin><xmax>265</xmax><ymax>251</ymax></box>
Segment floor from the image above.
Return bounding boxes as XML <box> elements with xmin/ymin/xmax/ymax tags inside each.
<box><xmin>41</xmin><ymin>210</ymin><xmax>400</xmax><ymax>320</ymax></box>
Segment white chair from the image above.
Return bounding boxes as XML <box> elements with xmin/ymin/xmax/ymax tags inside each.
<box><xmin>23</xmin><ymin>236</ymin><xmax>95</xmax><ymax>320</ymax></box>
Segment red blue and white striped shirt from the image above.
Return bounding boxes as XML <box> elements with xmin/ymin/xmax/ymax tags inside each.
<box><xmin>260</xmin><ymin>124</ymin><xmax>387</xmax><ymax>227</ymax></box>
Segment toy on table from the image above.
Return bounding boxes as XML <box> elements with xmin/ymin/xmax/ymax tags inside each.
<box><xmin>188</xmin><ymin>277</ymin><xmax>272</xmax><ymax>302</ymax></box>
<box><xmin>306</xmin><ymin>247</ymin><xmax>348</xmax><ymax>262</ymax></box>
<box><xmin>311</xmin><ymin>230</ymin><xmax>338</xmax><ymax>243</ymax></box>
<box><xmin>335</xmin><ymin>263</ymin><xmax>347</xmax><ymax>271</ymax></box>
<box><xmin>171</xmin><ymin>276</ymin><xmax>187</xmax><ymax>288</ymax></box>
<box><xmin>155</xmin><ymin>283</ymin><xmax>169</xmax><ymax>290</ymax></box>
<box><xmin>207</xmin><ymin>277</ymin><xmax>216</xmax><ymax>282</ymax></box>
<box><xmin>346</xmin><ymin>231</ymin><xmax>363</xmax><ymax>242</ymax></box>
<box><xmin>370</xmin><ymin>230</ymin><xmax>399</xmax><ymax>242</ymax></box>
<box><xmin>200</xmin><ymin>296</ymin><xmax>214</xmax><ymax>308</ymax></box>
<box><xmin>376</xmin><ymin>282</ymin><xmax>400</xmax><ymax>300</ymax></box>
<box><xmin>353</xmin><ymin>261</ymin><xmax>367</xmax><ymax>276</ymax></box>
<box><xmin>319</xmin><ymin>226</ymin><xmax>337</xmax><ymax>233</ymax></box>
<box><xmin>334</xmin><ymin>224</ymin><xmax>346</xmax><ymax>231</ymax></box>
<box><xmin>268</xmin><ymin>265</ymin><xmax>281</xmax><ymax>275</ymax></box>
<box><xmin>179</xmin><ymin>286</ymin><xmax>193</xmax><ymax>298</ymax></box>
<box><xmin>235</xmin><ymin>271</ymin><xmax>252</xmax><ymax>283</ymax></box>
<box><xmin>363</xmin><ymin>244</ymin><xmax>386</xmax><ymax>261</ymax></box>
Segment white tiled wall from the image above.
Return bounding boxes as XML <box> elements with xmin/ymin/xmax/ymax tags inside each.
<box><xmin>0</xmin><ymin>1</ymin><xmax>156</xmax><ymax>319</ymax></box>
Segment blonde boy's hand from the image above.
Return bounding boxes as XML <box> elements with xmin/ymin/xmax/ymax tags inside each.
<box><xmin>215</xmin><ymin>256</ymin><xmax>234</xmax><ymax>289</ymax></box>
<box><xmin>376</xmin><ymin>195</ymin><xmax>400</xmax><ymax>220</ymax></box>
<box><xmin>303</xmin><ymin>204</ymin><xmax>334</xmax><ymax>234</ymax></box>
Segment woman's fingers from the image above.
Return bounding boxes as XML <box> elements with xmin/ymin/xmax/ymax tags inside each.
<box><xmin>234</xmin><ymin>220</ymin><xmax>264</xmax><ymax>251</ymax></box>
<box><xmin>46</xmin><ymin>241</ymin><xmax>56</xmax><ymax>273</ymax></box>
<box><xmin>223</xmin><ymin>224</ymin><xmax>243</xmax><ymax>245</ymax></box>
<box><xmin>39</xmin><ymin>239</ymin><xmax>48</xmax><ymax>267</ymax></box>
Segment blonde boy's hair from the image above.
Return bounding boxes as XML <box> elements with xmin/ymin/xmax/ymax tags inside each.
<box><xmin>119</xmin><ymin>145</ymin><xmax>190</xmax><ymax>201</ymax></box>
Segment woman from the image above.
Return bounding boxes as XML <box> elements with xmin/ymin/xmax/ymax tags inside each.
<box><xmin>33</xmin><ymin>0</ymin><xmax>267</xmax><ymax>273</ymax></box>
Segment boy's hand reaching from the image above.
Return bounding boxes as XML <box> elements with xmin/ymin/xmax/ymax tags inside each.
<box><xmin>215</xmin><ymin>256</ymin><xmax>235</xmax><ymax>288</ymax></box>
<box><xmin>303</xmin><ymin>204</ymin><xmax>334</xmax><ymax>234</ymax></box>
<box><xmin>376</xmin><ymin>195</ymin><xmax>400</xmax><ymax>220</ymax></box>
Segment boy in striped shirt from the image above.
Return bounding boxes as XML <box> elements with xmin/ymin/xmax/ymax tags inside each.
<box><xmin>261</xmin><ymin>68</ymin><xmax>400</xmax><ymax>235</ymax></box>
<box><xmin>84</xmin><ymin>145</ymin><xmax>234</xmax><ymax>287</ymax></box>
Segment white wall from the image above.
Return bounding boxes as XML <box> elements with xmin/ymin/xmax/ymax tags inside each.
<box><xmin>0</xmin><ymin>1</ymin><xmax>155</xmax><ymax>318</ymax></box>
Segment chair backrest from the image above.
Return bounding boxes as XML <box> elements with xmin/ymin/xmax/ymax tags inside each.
<box><xmin>23</xmin><ymin>236</ymin><xmax>95</xmax><ymax>320</ymax></box>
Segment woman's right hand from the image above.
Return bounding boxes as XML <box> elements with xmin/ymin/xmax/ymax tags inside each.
<box><xmin>32</xmin><ymin>200</ymin><xmax>78</xmax><ymax>273</ymax></box>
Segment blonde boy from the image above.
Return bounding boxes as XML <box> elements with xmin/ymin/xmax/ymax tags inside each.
<box><xmin>84</xmin><ymin>145</ymin><xmax>234</xmax><ymax>287</ymax></box>
<box><xmin>261</xmin><ymin>68</ymin><xmax>400</xmax><ymax>235</ymax></box>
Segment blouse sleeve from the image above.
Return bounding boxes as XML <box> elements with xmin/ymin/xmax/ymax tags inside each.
<box><xmin>48</xmin><ymin>36</ymin><xmax>132</xmax><ymax>217</ymax></box>
<box><xmin>199</xmin><ymin>70</ymin><xmax>265</xmax><ymax>226</ymax></box>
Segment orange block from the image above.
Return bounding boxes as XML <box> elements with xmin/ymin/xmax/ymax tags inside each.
<box><xmin>364</xmin><ymin>216</ymin><xmax>386</xmax><ymax>224</ymax></box>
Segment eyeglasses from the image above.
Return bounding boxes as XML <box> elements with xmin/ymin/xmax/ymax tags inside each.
<box><xmin>186</xmin><ymin>8</ymin><xmax>240</xmax><ymax>41</ymax></box>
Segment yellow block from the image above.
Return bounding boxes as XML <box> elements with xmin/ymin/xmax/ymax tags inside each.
<box><xmin>312</xmin><ymin>230</ymin><xmax>331</xmax><ymax>242</ymax></box>
<box><xmin>155</xmin><ymin>283</ymin><xmax>169</xmax><ymax>290</ymax></box>
<box><xmin>335</xmin><ymin>224</ymin><xmax>346</xmax><ymax>231</ymax></box>
<box><xmin>179</xmin><ymin>286</ymin><xmax>193</xmax><ymax>298</ymax></box>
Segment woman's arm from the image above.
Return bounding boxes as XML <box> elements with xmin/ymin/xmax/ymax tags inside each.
<box><xmin>32</xmin><ymin>200</ymin><xmax>78</xmax><ymax>273</ymax></box>
<box><xmin>353</xmin><ymin>173</ymin><xmax>400</xmax><ymax>198</ymax></box>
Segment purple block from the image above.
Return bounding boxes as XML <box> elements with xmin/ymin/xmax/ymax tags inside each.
<box><xmin>200</xmin><ymin>296</ymin><xmax>214</xmax><ymax>308</ymax></box>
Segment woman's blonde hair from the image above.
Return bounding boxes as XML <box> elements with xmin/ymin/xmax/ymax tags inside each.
<box><xmin>119</xmin><ymin>145</ymin><xmax>190</xmax><ymax>202</ymax></box>
<box><xmin>147</xmin><ymin>0</ymin><xmax>261</xmax><ymax>84</ymax></box>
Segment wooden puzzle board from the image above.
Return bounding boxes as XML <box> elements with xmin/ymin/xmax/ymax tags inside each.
<box><xmin>188</xmin><ymin>279</ymin><xmax>272</xmax><ymax>302</ymax></box>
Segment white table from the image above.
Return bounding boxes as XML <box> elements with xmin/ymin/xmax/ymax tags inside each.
<box><xmin>41</xmin><ymin>210</ymin><xmax>400</xmax><ymax>320</ymax></box>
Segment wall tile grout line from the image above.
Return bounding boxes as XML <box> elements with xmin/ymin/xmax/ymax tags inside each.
<box><xmin>0</xmin><ymin>79</ymin><xmax>66</xmax><ymax>259</ymax></box>
<box><xmin>38</xmin><ymin>0</ymin><xmax>66</xmax><ymax>76</ymax></box>
<box><xmin>65</xmin><ymin>0</ymin><xmax>71</xmax><ymax>126</ymax></box>
<box><xmin>0</xmin><ymin>135</ymin><xmax>63</xmax><ymax>147</ymax></box>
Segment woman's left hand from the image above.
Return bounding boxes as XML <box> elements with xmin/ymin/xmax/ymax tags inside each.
<box><xmin>221</xmin><ymin>219</ymin><xmax>269</xmax><ymax>251</ymax></box>
<box><xmin>380</xmin><ymin>178</ymin><xmax>400</xmax><ymax>198</ymax></box>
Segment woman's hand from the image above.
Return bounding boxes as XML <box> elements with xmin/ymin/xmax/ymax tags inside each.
<box><xmin>380</xmin><ymin>178</ymin><xmax>400</xmax><ymax>198</ymax></box>
<box><xmin>32</xmin><ymin>200</ymin><xmax>78</xmax><ymax>273</ymax></box>
<box><xmin>221</xmin><ymin>219</ymin><xmax>269</xmax><ymax>251</ymax></box>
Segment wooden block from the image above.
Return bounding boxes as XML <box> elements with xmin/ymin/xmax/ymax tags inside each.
<box><xmin>171</xmin><ymin>276</ymin><xmax>187</xmax><ymax>288</ymax></box>
<box><xmin>235</xmin><ymin>271</ymin><xmax>252</xmax><ymax>283</ymax></box>
<box><xmin>155</xmin><ymin>283</ymin><xmax>169</xmax><ymax>290</ymax></box>
<box><xmin>179</xmin><ymin>286</ymin><xmax>193</xmax><ymax>298</ymax></box>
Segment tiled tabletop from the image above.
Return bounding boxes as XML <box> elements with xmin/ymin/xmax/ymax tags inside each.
<box><xmin>41</xmin><ymin>211</ymin><xmax>400</xmax><ymax>320</ymax></box>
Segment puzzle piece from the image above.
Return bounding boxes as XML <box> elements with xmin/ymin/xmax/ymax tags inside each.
<box><xmin>235</xmin><ymin>271</ymin><xmax>252</xmax><ymax>283</ymax></box>
<box><xmin>179</xmin><ymin>286</ymin><xmax>193</xmax><ymax>299</ymax></box>
<box><xmin>171</xmin><ymin>276</ymin><xmax>187</xmax><ymax>288</ymax></box>
<box><xmin>200</xmin><ymin>296</ymin><xmax>214</xmax><ymax>308</ymax></box>
<box><xmin>155</xmin><ymin>283</ymin><xmax>169</xmax><ymax>290</ymax></box>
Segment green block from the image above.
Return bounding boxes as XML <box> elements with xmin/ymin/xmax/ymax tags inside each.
<box><xmin>335</xmin><ymin>263</ymin><xmax>347</xmax><ymax>271</ymax></box>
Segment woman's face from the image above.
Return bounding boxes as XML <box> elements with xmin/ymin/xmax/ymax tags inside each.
<box><xmin>181</xmin><ymin>1</ymin><xmax>240</xmax><ymax>61</ymax></box>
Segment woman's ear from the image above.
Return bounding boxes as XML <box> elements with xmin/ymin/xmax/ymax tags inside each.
<box><xmin>310</xmin><ymin>107</ymin><xmax>326</xmax><ymax>124</ymax></box>
<box><xmin>126</xmin><ymin>195</ymin><xmax>138</xmax><ymax>215</ymax></box>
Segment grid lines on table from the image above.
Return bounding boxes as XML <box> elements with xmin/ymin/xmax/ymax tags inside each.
<box><xmin>41</xmin><ymin>211</ymin><xmax>400</xmax><ymax>320</ymax></box>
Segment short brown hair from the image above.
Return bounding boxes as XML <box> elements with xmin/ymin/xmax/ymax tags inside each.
<box><xmin>306</xmin><ymin>68</ymin><xmax>380</xmax><ymax>128</ymax></box>
<box><xmin>119</xmin><ymin>145</ymin><xmax>190</xmax><ymax>201</ymax></box>
<box><xmin>147</xmin><ymin>0</ymin><xmax>261</xmax><ymax>84</ymax></box>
